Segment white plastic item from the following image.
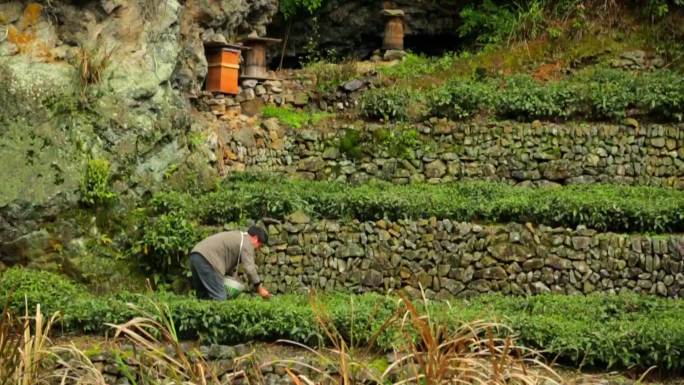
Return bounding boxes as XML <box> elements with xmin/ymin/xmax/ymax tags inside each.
<box><xmin>224</xmin><ymin>276</ymin><xmax>245</xmax><ymax>299</ymax></box>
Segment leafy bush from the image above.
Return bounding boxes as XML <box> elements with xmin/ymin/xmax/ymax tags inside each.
<box><xmin>639</xmin><ymin>69</ymin><xmax>684</xmax><ymax>121</ymax></box>
<box><xmin>3</xmin><ymin>268</ymin><xmax>684</xmax><ymax>370</ymax></box>
<box><xmin>338</xmin><ymin>128</ymin><xmax>363</xmax><ymax>159</ymax></box>
<box><xmin>418</xmin><ymin>68</ymin><xmax>684</xmax><ymax>122</ymax></box>
<box><xmin>458</xmin><ymin>0</ymin><xmax>518</xmax><ymax>45</ymax></box>
<box><xmin>262</xmin><ymin>105</ymin><xmax>330</xmax><ymax>129</ymax></box>
<box><xmin>643</xmin><ymin>0</ymin><xmax>684</xmax><ymax>19</ymax></box>
<box><xmin>427</xmin><ymin>79</ymin><xmax>497</xmax><ymax>119</ymax></box>
<box><xmin>131</xmin><ymin>212</ymin><xmax>202</xmax><ymax>281</ymax></box>
<box><xmin>0</xmin><ymin>268</ymin><xmax>85</xmax><ymax>315</ymax></box>
<box><xmin>149</xmin><ymin>177</ymin><xmax>684</xmax><ymax>233</ymax></box>
<box><xmin>306</xmin><ymin>60</ymin><xmax>358</xmax><ymax>94</ymax></box>
<box><xmin>576</xmin><ymin>68</ymin><xmax>637</xmax><ymax>120</ymax></box>
<box><xmin>378</xmin><ymin>52</ymin><xmax>458</xmax><ymax>79</ymax></box>
<box><xmin>80</xmin><ymin>159</ymin><xmax>117</xmax><ymax>207</ymax></box>
<box><xmin>279</xmin><ymin>0</ymin><xmax>324</xmax><ymax>20</ymax></box>
<box><xmin>359</xmin><ymin>87</ymin><xmax>411</xmax><ymax>121</ymax></box>
<box><xmin>373</xmin><ymin>126</ymin><xmax>423</xmax><ymax>159</ymax></box>
<box><xmin>496</xmin><ymin>74</ymin><xmax>577</xmax><ymax>120</ymax></box>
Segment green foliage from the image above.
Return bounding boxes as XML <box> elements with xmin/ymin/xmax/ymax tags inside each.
<box><xmin>0</xmin><ymin>268</ymin><xmax>85</xmax><ymax>315</ymax></box>
<box><xmin>262</xmin><ymin>105</ymin><xmax>330</xmax><ymax>129</ymax></box>
<box><xmin>456</xmin><ymin>0</ymin><xmax>684</xmax><ymax>46</ymax></box>
<box><xmin>338</xmin><ymin>128</ymin><xmax>363</xmax><ymax>159</ymax></box>
<box><xmin>280</xmin><ymin>0</ymin><xmax>324</xmax><ymax>20</ymax></box>
<box><xmin>577</xmin><ymin>68</ymin><xmax>637</xmax><ymax>120</ymax></box>
<box><xmin>378</xmin><ymin>52</ymin><xmax>458</xmax><ymax>80</ymax></box>
<box><xmin>644</xmin><ymin>0</ymin><xmax>684</xmax><ymax>19</ymax></box>
<box><xmin>305</xmin><ymin>60</ymin><xmax>358</xmax><ymax>94</ymax></box>
<box><xmin>131</xmin><ymin>212</ymin><xmax>202</xmax><ymax>281</ymax></box>
<box><xmin>458</xmin><ymin>0</ymin><xmax>518</xmax><ymax>45</ymax></box>
<box><xmin>373</xmin><ymin>126</ymin><xmax>423</xmax><ymax>159</ymax></box>
<box><xmin>360</xmin><ymin>87</ymin><xmax>411</xmax><ymax>121</ymax></box>
<box><xmin>148</xmin><ymin>176</ymin><xmax>684</xmax><ymax>233</ymax></box>
<box><xmin>423</xmin><ymin>68</ymin><xmax>684</xmax><ymax>122</ymax></box>
<box><xmin>496</xmin><ymin>74</ymin><xmax>577</xmax><ymax>120</ymax></box>
<box><xmin>3</xmin><ymin>268</ymin><xmax>684</xmax><ymax>370</ymax></box>
<box><xmin>427</xmin><ymin>79</ymin><xmax>497</xmax><ymax>119</ymax></box>
<box><xmin>80</xmin><ymin>159</ymin><xmax>117</xmax><ymax>207</ymax></box>
<box><xmin>639</xmin><ymin>69</ymin><xmax>684</xmax><ymax>121</ymax></box>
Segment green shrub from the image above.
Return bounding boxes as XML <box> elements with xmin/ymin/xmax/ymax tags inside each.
<box><xmin>262</xmin><ymin>105</ymin><xmax>330</xmax><ymax>129</ymax></box>
<box><xmin>0</xmin><ymin>268</ymin><xmax>84</xmax><ymax>315</ymax></box>
<box><xmin>338</xmin><ymin>128</ymin><xmax>364</xmax><ymax>159</ymax></box>
<box><xmin>3</xmin><ymin>268</ymin><xmax>684</xmax><ymax>370</ymax></box>
<box><xmin>458</xmin><ymin>0</ymin><xmax>518</xmax><ymax>45</ymax></box>
<box><xmin>427</xmin><ymin>79</ymin><xmax>497</xmax><ymax>119</ymax></box>
<box><xmin>639</xmin><ymin>69</ymin><xmax>684</xmax><ymax>121</ymax></box>
<box><xmin>576</xmin><ymin>68</ymin><xmax>637</xmax><ymax>120</ymax></box>
<box><xmin>416</xmin><ymin>68</ymin><xmax>684</xmax><ymax>122</ymax></box>
<box><xmin>131</xmin><ymin>212</ymin><xmax>202</xmax><ymax>281</ymax></box>
<box><xmin>360</xmin><ymin>87</ymin><xmax>411</xmax><ymax>121</ymax></box>
<box><xmin>280</xmin><ymin>0</ymin><xmax>324</xmax><ymax>20</ymax></box>
<box><xmin>378</xmin><ymin>52</ymin><xmax>458</xmax><ymax>79</ymax></box>
<box><xmin>374</xmin><ymin>126</ymin><xmax>423</xmax><ymax>159</ymax></box>
<box><xmin>80</xmin><ymin>159</ymin><xmax>117</xmax><ymax>207</ymax></box>
<box><xmin>305</xmin><ymin>60</ymin><xmax>358</xmax><ymax>94</ymax></box>
<box><xmin>149</xmin><ymin>177</ymin><xmax>684</xmax><ymax>233</ymax></box>
<box><xmin>496</xmin><ymin>75</ymin><xmax>576</xmax><ymax>120</ymax></box>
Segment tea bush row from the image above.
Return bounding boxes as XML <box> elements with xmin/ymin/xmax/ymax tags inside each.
<box><xmin>149</xmin><ymin>176</ymin><xmax>684</xmax><ymax>234</ymax></box>
<box><xmin>361</xmin><ymin>68</ymin><xmax>684</xmax><ymax>122</ymax></box>
<box><xmin>2</xmin><ymin>268</ymin><xmax>684</xmax><ymax>369</ymax></box>
<box><xmin>133</xmin><ymin>177</ymin><xmax>683</xmax><ymax>279</ymax></box>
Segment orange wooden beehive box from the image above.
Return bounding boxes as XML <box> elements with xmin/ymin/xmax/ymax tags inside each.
<box><xmin>205</xmin><ymin>43</ymin><xmax>244</xmax><ymax>95</ymax></box>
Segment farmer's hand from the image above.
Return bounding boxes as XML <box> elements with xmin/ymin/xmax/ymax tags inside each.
<box><xmin>257</xmin><ymin>285</ymin><xmax>271</xmax><ymax>300</ymax></box>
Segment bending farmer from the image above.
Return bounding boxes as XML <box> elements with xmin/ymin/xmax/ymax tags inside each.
<box><xmin>189</xmin><ymin>226</ymin><xmax>271</xmax><ymax>300</ymax></box>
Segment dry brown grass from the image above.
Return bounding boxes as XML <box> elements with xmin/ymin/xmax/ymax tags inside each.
<box><xmin>16</xmin><ymin>303</ymin><xmax>57</xmax><ymax>385</ymax></box>
<box><xmin>76</xmin><ymin>40</ymin><xmax>114</xmax><ymax>97</ymax></box>
<box><xmin>390</xmin><ymin>291</ymin><xmax>561</xmax><ymax>385</ymax></box>
<box><xmin>269</xmin><ymin>289</ymin><xmax>563</xmax><ymax>385</ymax></box>
<box><xmin>0</xmin><ymin>299</ymin><xmax>108</xmax><ymax>385</ymax></box>
<box><xmin>0</xmin><ymin>299</ymin><xmax>21</xmax><ymax>385</ymax></box>
<box><xmin>106</xmin><ymin>298</ymin><xmax>224</xmax><ymax>384</ymax></box>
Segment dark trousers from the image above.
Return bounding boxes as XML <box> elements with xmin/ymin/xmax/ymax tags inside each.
<box><xmin>189</xmin><ymin>252</ymin><xmax>226</xmax><ymax>300</ymax></box>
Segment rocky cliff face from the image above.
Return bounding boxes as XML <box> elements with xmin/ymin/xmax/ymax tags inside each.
<box><xmin>0</xmin><ymin>0</ymin><xmax>277</xmax><ymax>264</ymax></box>
<box><xmin>268</xmin><ymin>0</ymin><xmax>462</xmax><ymax>64</ymax></box>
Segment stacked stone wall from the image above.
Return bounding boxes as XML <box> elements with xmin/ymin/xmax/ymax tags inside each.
<box><xmin>218</xmin><ymin>122</ymin><xmax>684</xmax><ymax>188</ymax></box>
<box><xmin>256</xmin><ymin>216</ymin><xmax>684</xmax><ymax>298</ymax></box>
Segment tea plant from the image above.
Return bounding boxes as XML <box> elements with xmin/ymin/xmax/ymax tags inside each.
<box><xmin>132</xmin><ymin>212</ymin><xmax>202</xmax><ymax>282</ymax></box>
<box><xmin>149</xmin><ymin>176</ymin><xmax>684</xmax><ymax>233</ymax></box>
<box><xmin>427</xmin><ymin>78</ymin><xmax>496</xmax><ymax>119</ymax></box>
<box><xmin>360</xmin><ymin>87</ymin><xmax>411</xmax><ymax>121</ymax></box>
<box><xmin>420</xmin><ymin>68</ymin><xmax>684</xmax><ymax>122</ymax></box>
<box><xmin>378</xmin><ymin>52</ymin><xmax>459</xmax><ymax>80</ymax></box>
<box><xmin>374</xmin><ymin>125</ymin><xmax>423</xmax><ymax>159</ymax></box>
<box><xmin>4</xmin><ymin>268</ymin><xmax>684</xmax><ymax>370</ymax></box>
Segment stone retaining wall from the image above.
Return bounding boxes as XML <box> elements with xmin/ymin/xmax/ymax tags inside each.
<box><xmin>220</xmin><ymin>121</ymin><xmax>684</xmax><ymax>188</ymax></box>
<box><xmin>54</xmin><ymin>343</ymin><xmax>303</xmax><ymax>385</ymax></box>
<box><xmin>256</xmin><ymin>215</ymin><xmax>684</xmax><ymax>298</ymax></box>
<box><xmin>195</xmin><ymin>71</ymin><xmax>364</xmax><ymax>119</ymax></box>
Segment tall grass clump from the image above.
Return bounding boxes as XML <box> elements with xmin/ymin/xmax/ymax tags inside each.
<box><xmin>278</xmin><ymin>290</ymin><xmax>563</xmax><ymax>385</ymax></box>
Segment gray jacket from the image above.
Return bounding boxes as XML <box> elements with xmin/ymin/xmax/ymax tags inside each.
<box><xmin>191</xmin><ymin>230</ymin><xmax>261</xmax><ymax>286</ymax></box>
